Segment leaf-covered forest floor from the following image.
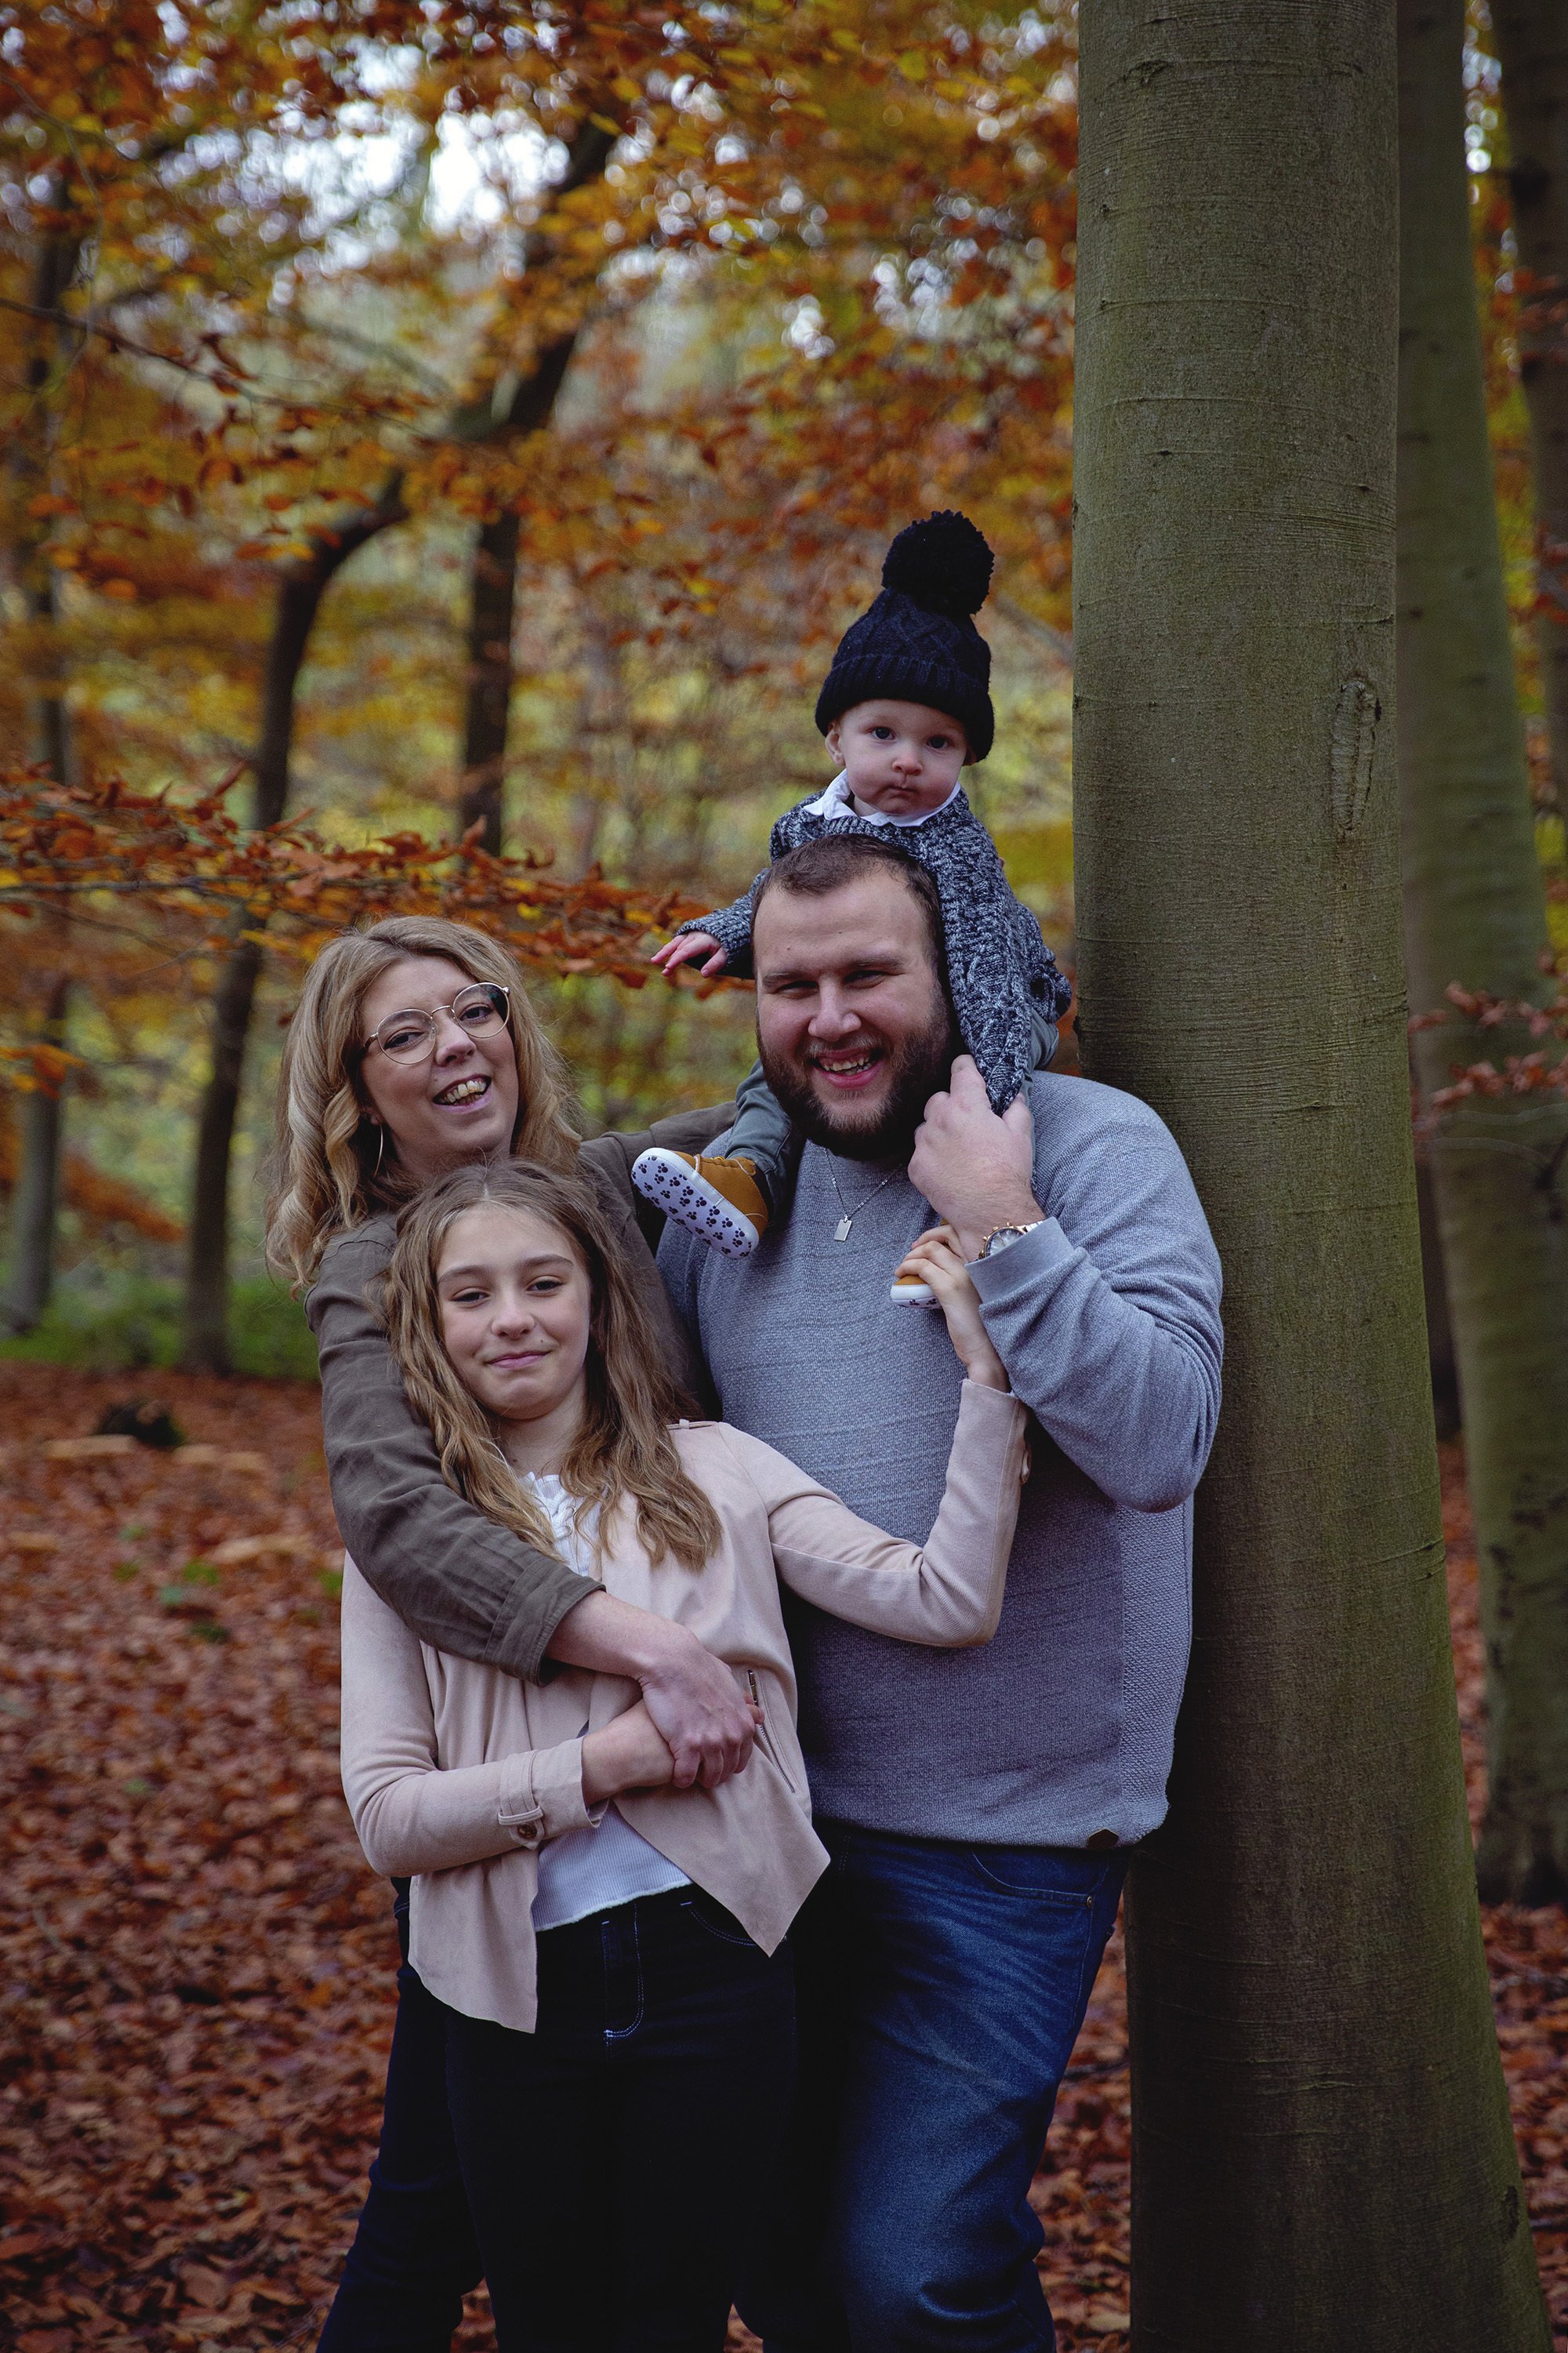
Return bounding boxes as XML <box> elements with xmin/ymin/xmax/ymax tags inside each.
<box><xmin>0</xmin><ymin>1366</ymin><xmax>1564</xmax><ymax>2353</ymax></box>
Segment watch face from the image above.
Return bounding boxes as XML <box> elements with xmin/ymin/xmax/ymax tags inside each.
<box><xmin>984</xmin><ymin>1221</ymin><xmax>1042</xmax><ymax>1260</ymax></box>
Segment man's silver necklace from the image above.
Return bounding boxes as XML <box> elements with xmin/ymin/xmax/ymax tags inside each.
<box><xmin>826</xmin><ymin>1160</ymin><xmax>901</xmax><ymax>1242</ymax></box>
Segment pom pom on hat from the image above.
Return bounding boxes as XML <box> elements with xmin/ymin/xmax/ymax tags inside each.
<box><xmin>880</xmin><ymin>510</ymin><xmax>994</xmax><ymax>619</ymax></box>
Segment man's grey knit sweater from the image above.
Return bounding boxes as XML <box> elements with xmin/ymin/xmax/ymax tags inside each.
<box><xmin>659</xmin><ymin>1073</ymin><xmax>1224</xmax><ymax>1846</ymax></box>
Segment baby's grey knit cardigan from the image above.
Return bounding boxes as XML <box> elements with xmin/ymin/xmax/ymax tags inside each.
<box><xmin>680</xmin><ymin>789</ymin><xmax>1073</xmax><ymax>1112</ymax></box>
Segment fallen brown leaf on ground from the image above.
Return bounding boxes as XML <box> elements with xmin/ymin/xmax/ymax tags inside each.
<box><xmin>0</xmin><ymin>1370</ymin><xmax>1563</xmax><ymax>2351</ymax></box>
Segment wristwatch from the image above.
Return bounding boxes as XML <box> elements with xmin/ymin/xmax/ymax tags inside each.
<box><xmin>978</xmin><ymin>1219</ymin><xmax>1045</xmax><ymax>1261</ymax></box>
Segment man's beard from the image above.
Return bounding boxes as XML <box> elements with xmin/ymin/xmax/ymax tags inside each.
<box><xmin>759</xmin><ymin>1000</ymin><xmax>958</xmax><ymax>1166</ymax></box>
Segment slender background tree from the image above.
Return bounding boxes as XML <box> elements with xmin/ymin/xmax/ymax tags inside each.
<box><xmin>1073</xmin><ymin>0</ymin><xmax>1547</xmax><ymax>2342</ymax></box>
<box><xmin>451</xmin><ymin>120</ymin><xmax>616</xmax><ymax>852</ymax></box>
<box><xmin>1399</xmin><ymin>0</ymin><xmax>1568</xmax><ymax>1905</ymax></box>
<box><xmin>2</xmin><ymin>189</ymin><xmax>82</xmax><ymax>1333</ymax></box>
<box><xmin>1491</xmin><ymin>0</ymin><xmax>1568</xmax><ymax>803</ymax></box>
<box><xmin>182</xmin><ymin>477</ymin><xmax>408</xmax><ymax>1374</ymax></box>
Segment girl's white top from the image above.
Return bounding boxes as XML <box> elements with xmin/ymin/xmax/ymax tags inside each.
<box><xmin>524</xmin><ymin>1474</ymin><xmax>688</xmax><ymax>1931</ymax></box>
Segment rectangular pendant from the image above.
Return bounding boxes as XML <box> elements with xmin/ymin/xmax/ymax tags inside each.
<box><xmin>834</xmin><ymin>1216</ymin><xmax>854</xmax><ymax>1241</ymax></box>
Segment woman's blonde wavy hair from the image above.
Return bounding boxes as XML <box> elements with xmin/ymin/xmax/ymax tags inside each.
<box><xmin>266</xmin><ymin>917</ymin><xmax>579</xmax><ymax>1291</ymax></box>
<box><xmin>377</xmin><ymin>1160</ymin><xmax>722</xmax><ymax>1574</ymax></box>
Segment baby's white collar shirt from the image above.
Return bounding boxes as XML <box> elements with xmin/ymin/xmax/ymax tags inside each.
<box><xmin>803</xmin><ymin>770</ymin><xmax>963</xmax><ymax>830</ymax></box>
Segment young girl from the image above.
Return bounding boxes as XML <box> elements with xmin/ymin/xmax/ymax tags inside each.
<box><xmin>337</xmin><ymin>1158</ymin><xmax>1026</xmax><ymax>2351</ymax></box>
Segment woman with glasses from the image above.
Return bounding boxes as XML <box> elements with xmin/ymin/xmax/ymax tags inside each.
<box><xmin>266</xmin><ymin>916</ymin><xmax>744</xmax><ymax>2351</ymax></box>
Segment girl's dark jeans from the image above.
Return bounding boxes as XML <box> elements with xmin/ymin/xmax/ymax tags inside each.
<box><xmin>445</xmin><ymin>1884</ymin><xmax>795</xmax><ymax>2352</ymax></box>
<box><xmin>316</xmin><ymin>1883</ymin><xmax>481</xmax><ymax>2353</ymax></box>
<box><xmin>318</xmin><ymin>1881</ymin><xmax>793</xmax><ymax>2353</ymax></box>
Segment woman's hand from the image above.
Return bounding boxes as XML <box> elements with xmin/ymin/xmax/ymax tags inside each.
<box><xmin>651</xmin><ymin>931</ymin><xmax>729</xmax><ymax>979</ymax></box>
<box><xmin>582</xmin><ymin>1701</ymin><xmax>679</xmax><ymax>1805</ymax></box>
<box><xmin>550</xmin><ymin>1599</ymin><xmax>757</xmax><ymax>1787</ymax></box>
<box><xmin>892</xmin><ymin>1226</ymin><xmax>1010</xmax><ymax>1392</ymax></box>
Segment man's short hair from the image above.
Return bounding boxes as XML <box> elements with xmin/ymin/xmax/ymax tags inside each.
<box><xmin>750</xmin><ymin>834</ymin><xmax>946</xmax><ymax>978</ymax></box>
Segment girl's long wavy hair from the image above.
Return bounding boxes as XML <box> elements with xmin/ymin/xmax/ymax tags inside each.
<box><xmin>266</xmin><ymin>917</ymin><xmax>579</xmax><ymax>1291</ymax></box>
<box><xmin>378</xmin><ymin>1160</ymin><xmax>722</xmax><ymax>1574</ymax></box>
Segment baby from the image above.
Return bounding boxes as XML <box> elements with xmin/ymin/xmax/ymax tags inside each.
<box><xmin>632</xmin><ymin>509</ymin><xmax>1071</xmax><ymax>1259</ymax></box>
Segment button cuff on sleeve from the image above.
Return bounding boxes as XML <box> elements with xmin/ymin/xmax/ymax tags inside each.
<box><xmin>497</xmin><ymin>1738</ymin><xmax>603</xmax><ymax>1848</ymax></box>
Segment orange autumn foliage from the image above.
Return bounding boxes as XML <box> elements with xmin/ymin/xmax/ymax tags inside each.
<box><xmin>0</xmin><ymin>764</ymin><xmax>717</xmax><ymax>987</ymax></box>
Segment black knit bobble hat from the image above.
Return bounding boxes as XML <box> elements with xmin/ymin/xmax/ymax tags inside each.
<box><xmin>814</xmin><ymin>510</ymin><xmax>996</xmax><ymax>762</ymax></box>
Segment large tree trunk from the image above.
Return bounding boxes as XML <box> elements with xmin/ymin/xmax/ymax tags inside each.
<box><xmin>1399</xmin><ymin>0</ymin><xmax>1568</xmax><ymax>1905</ymax></box>
<box><xmin>1073</xmin><ymin>4</ymin><xmax>1548</xmax><ymax>2346</ymax></box>
<box><xmin>453</xmin><ymin>122</ymin><xmax>615</xmax><ymax>851</ymax></box>
<box><xmin>1491</xmin><ymin>0</ymin><xmax>1568</xmax><ymax>801</ymax></box>
<box><xmin>182</xmin><ymin>481</ymin><xmax>405</xmax><ymax>1373</ymax></box>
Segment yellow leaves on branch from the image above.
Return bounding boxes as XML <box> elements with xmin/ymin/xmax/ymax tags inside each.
<box><xmin>0</xmin><ymin>768</ymin><xmax>717</xmax><ymax>992</ymax></box>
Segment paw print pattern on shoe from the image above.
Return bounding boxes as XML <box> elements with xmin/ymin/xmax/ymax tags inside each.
<box><xmin>631</xmin><ymin>1149</ymin><xmax>764</xmax><ymax>1258</ymax></box>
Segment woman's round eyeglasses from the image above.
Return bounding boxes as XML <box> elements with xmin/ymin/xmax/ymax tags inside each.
<box><xmin>361</xmin><ymin>983</ymin><xmax>512</xmax><ymax>1065</ymax></box>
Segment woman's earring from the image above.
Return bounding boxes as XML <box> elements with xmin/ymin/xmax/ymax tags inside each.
<box><xmin>368</xmin><ymin>1121</ymin><xmax>386</xmax><ymax>1180</ymax></box>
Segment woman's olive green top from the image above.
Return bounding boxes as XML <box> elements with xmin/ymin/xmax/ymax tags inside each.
<box><xmin>305</xmin><ymin>1104</ymin><xmax>731</xmax><ymax>1683</ymax></box>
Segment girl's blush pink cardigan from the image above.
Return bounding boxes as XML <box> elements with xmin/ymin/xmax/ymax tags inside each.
<box><xmin>339</xmin><ymin>1382</ymin><xmax>1027</xmax><ymax>2031</ymax></box>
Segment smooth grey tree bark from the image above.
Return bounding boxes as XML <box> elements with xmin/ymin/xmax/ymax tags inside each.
<box><xmin>1073</xmin><ymin>2</ymin><xmax>1547</xmax><ymax>2344</ymax></box>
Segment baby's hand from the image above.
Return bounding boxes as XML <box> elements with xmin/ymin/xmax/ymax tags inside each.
<box><xmin>892</xmin><ymin>1226</ymin><xmax>1009</xmax><ymax>1392</ymax></box>
<box><xmin>652</xmin><ymin>931</ymin><xmax>728</xmax><ymax>978</ymax></box>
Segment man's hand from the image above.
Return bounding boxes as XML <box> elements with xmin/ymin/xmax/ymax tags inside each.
<box><xmin>637</xmin><ymin>1629</ymin><xmax>758</xmax><ymax>1788</ymax></box>
<box><xmin>546</xmin><ymin>1592</ymin><xmax>756</xmax><ymax>1789</ymax></box>
<box><xmin>652</xmin><ymin>931</ymin><xmax>729</xmax><ymax>979</ymax></box>
<box><xmin>909</xmin><ymin>1055</ymin><xmax>1042</xmax><ymax>1262</ymax></box>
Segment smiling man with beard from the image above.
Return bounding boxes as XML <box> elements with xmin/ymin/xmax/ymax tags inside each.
<box><xmin>657</xmin><ymin>833</ymin><xmax>1225</xmax><ymax>2352</ymax></box>
<box><xmin>752</xmin><ymin>848</ymin><xmax>958</xmax><ymax>1168</ymax></box>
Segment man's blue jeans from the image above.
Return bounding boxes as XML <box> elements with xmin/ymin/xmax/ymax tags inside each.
<box><xmin>738</xmin><ymin>1821</ymin><xmax>1128</xmax><ymax>2353</ymax></box>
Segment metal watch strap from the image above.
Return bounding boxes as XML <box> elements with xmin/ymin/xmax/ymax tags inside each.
<box><xmin>978</xmin><ymin>1219</ymin><xmax>1046</xmax><ymax>1261</ymax></box>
